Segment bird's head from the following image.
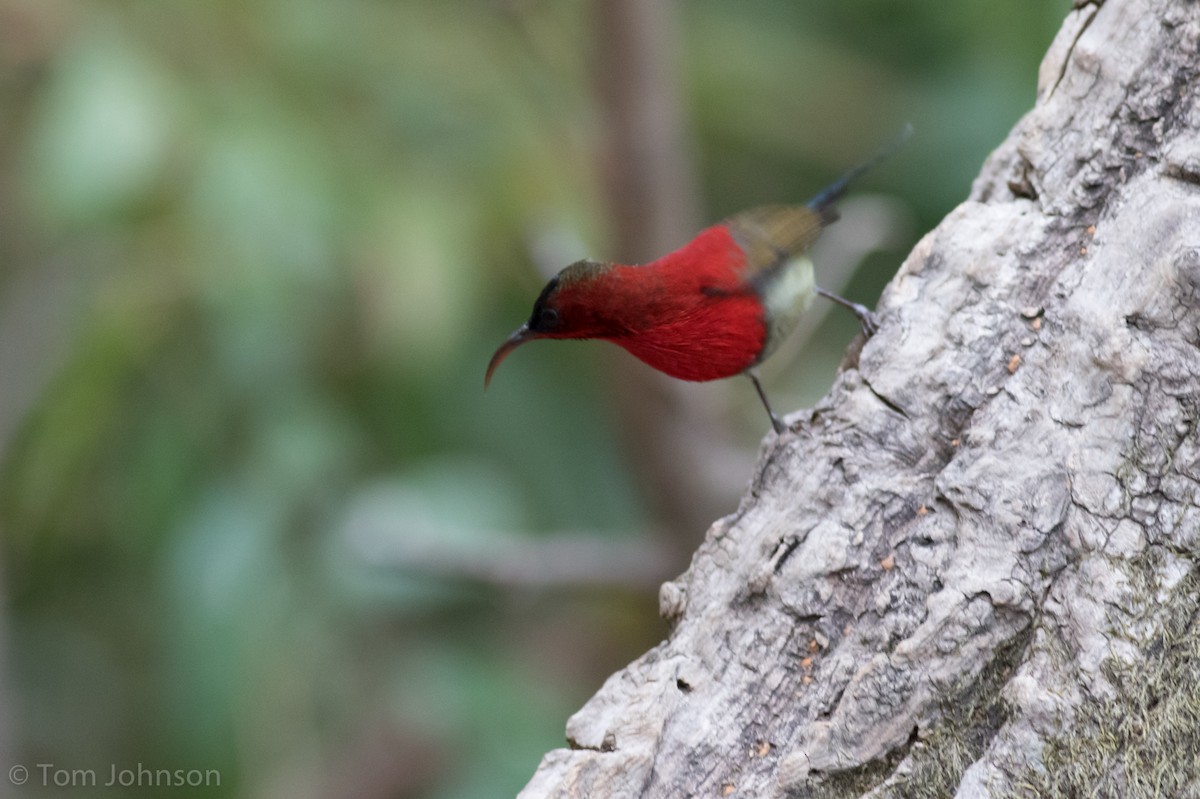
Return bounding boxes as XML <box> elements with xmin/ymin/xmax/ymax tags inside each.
<box><xmin>485</xmin><ymin>259</ymin><xmax>615</xmax><ymax>388</ymax></box>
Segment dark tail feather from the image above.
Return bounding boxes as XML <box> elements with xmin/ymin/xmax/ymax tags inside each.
<box><xmin>806</xmin><ymin>123</ymin><xmax>913</xmax><ymax>216</ymax></box>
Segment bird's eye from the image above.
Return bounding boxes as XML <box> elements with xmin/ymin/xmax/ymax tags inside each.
<box><xmin>539</xmin><ymin>307</ymin><xmax>560</xmax><ymax>328</ymax></box>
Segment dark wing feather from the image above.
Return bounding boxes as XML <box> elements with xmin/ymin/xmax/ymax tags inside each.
<box><xmin>721</xmin><ymin>125</ymin><xmax>913</xmax><ymax>286</ymax></box>
<box><xmin>722</xmin><ymin>204</ymin><xmax>828</xmax><ymax>280</ymax></box>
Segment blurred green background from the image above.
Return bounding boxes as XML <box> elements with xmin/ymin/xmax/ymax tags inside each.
<box><xmin>0</xmin><ymin>1</ymin><xmax>1065</xmax><ymax>797</ymax></box>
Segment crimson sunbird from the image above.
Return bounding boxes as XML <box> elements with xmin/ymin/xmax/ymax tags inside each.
<box><xmin>486</xmin><ymin>127</ymin><xmax>911</xmax><ymax>434</ymax></box>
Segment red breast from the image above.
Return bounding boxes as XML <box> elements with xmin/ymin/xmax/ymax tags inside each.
<box><xmin>578</xmin><ymin>226</ymin><xmax>767</xmax><ymax>381</ymax></box>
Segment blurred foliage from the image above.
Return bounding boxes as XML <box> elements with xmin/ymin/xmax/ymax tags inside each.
<box><xmin>0</xmin><ymin>0</ymin><xmax>1065</xmax><ymax>797</ymax></box>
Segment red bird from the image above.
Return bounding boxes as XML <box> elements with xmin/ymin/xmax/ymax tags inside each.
<box><xmin>486</xmin><ymin>130</ymin><xmax>908</xmax><ymax>433</ymax></box>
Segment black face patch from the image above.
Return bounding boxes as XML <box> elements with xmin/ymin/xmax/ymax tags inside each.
<box><xmin>527</xmin><ymin>276</ymin><xmax>562</xmax><ymax>333</ymax></box>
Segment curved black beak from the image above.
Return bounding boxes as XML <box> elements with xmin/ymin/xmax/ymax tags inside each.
<box><xmin>484</xmin><ymin>323</ymin><xmax>533</xmax><ymax>389</ymax></box>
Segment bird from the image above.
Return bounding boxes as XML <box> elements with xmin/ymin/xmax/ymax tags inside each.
<box><xmin>486</xmin><ymin>127</ymin><xmax>910</xmax><ymax>434</ymax></box>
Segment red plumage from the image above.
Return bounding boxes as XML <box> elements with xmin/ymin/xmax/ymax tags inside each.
<box><xmin>543</xmin><ymin>226</ymin><xmax>767</xmax><ymax>381</ymax></box>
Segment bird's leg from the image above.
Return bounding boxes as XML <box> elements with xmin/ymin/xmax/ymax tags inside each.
<box><xmin>816</xmin><ymin>286</ymin><xmax>879</xmax><ymax>337</ymax></box>
<box><xmin>747</xmin><ymin>370</ymin><xmax>786</xmax><ymax>434</ymax></box>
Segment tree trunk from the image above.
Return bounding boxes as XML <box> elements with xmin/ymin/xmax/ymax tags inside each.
<box><xmin>520</xmin><ymin>0</ymin><xmax>1200</xmax><ymax>796</ymax></box>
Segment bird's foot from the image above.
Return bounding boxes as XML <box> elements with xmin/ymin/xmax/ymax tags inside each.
<box><xmin>816</xmin><ymin>286</ymin><xmax>879</xmax><ymax>338</ymax></box>
<box><xmin>855</xmin><ymin>306</ymin><xmax>880</xmax><ymax>338</ymax></box>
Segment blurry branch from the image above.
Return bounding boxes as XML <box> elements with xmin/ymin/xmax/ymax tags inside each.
<box><xmin>0</xmin><ymin>260</ymin><xmax>78</xmax><ymax>457</ymax></box>
<box><xmin>252</xmin><ymin>715</ymin><xmax>445</xmax><ymax>799</ymax></box>
<box><xmin>594</xmin><ymin>0</ymin><xmax>752</xmax><ymax>555</ymax></box>
<box><xmin>594</xmin><ymin>0</ymin><xmax>697</xmax><ymax>260</ymax></box>
<box><xmin>0</xmin><ymin>16</ymin><xmax>83</xmax><ymax>770</ymax></box>
<box><xmin>0</xmin><ymin>549</ymin><xmax>11</xmax><ymax>781</ymax></box>
<box><xmin>346</xmin><ymin>524</ymin><xmax>674</xmax><ymax>592</ymax></box>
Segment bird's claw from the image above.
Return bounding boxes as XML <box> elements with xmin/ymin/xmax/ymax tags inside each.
<box><xmin>858</xmin><ymin>308</ymin><xmax>880</xmax><ymax>338</ymax></box>
<box><xmin>815</xmin><ymin>286</ymin><xmax>879</xmax><ymax>339</ymax></box>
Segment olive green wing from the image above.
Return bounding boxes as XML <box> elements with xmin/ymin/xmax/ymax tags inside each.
<box><xmin>722</xmin><ymin>204</ymin><xmax>831</xmax><ymax>281</ymax></box>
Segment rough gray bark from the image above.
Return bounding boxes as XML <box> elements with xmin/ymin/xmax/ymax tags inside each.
<box><xmin>520</xmin><ymin>0</ymin><xmax>1200</xmax><ymax>797</ymax></box>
